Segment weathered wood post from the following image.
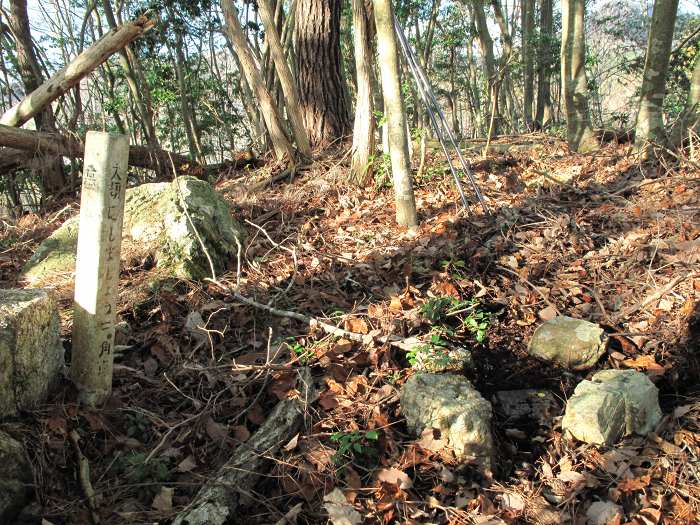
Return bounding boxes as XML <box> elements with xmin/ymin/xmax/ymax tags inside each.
<box><xmin>71</xmin><ymin>131</ymin><xmax>129</xmax><ymax>407</ymax></box>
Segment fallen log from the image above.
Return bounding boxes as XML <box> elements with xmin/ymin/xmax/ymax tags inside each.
<box><xmin>171</xmin><ymin>368</ymin><xmax>313</xmax><ymax>525</ymax></box>
<box><xmin>0</xmin><ymin>125</ymin><xmax>260</xmax><ymax>176</ymax></box>
<box><xmin>0</xmin><ymin>16</ymin><xmax>155</xmax><ymax>128</ymax></box>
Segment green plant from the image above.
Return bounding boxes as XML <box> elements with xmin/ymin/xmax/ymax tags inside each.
<box><xmin>125</xmin><ymin>413</ymin><xmax>150</xmax><ymax>439</ymax></box>
<box><xmin>439</xmin><ymin>258</ymin><xmax>468</xmax><ymax>279</ymax></box>
<box><xmin>114</xmin><ymin>452</ymin><xmax>171</xmax><ymax>497</ymax></box>
<box><xmin>407</xmin><ymin>339</ymin><xmax>452</xmax><ymax>369</ymax></box>
<box><xmin>330</xmin><ymin>429</ymin><xmax>379</xmax><ymax>467</ymax></box>
<box><xmin>288</xmin><ymin>340</ymin><xmax>315</xmax><ymax>364</ymax></box>
<box><xmin>372</xmin><ymin>153</ymin><xmax>393</xmax><ymax>190</ymax></box>
<box><xmin>420</xmin><ymin>296</ymin><xmax>499</xmax><ymax>344</ymax></box>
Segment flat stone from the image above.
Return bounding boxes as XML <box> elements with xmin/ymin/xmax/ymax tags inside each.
<box><xmin>493</xmin><ymin>389</ymin><xmax>560</xmax><ymax>427</ymax></box>
<box><xmin>0</xmin><ymin>289</ymin><xmax>64</xmax><ymax>416</ymax></box>
<box><xmin>401</xmin><ymin>373</ymin><xmax>493</xmax><ymax>470</ymax></box>
<box><xmin>528</xmin><ymin>316</ymin><xmax>608</xmax><ymax>370</ymax></box>
<box><xmin>0</xmin><ymin>431</ymin><xmax>32</xmax><ymax>522</ymax></box>
<box><xmin>562</xmin><ymin>369</ymin><xmax>662</xmax><ymax>445</ymax></box>
<box><xmin>22</xmin><ymin>177</ymin><xmax>245</xmax><ymax>284</ymax></box>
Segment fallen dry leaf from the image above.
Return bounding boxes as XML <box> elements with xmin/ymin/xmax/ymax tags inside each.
<box><xmin>376</xmin><ymin>467</ymin><xmax>413</xmax><ymax>489</ymax></box>
<box><xmin>151</xmin><ymin>486</ymin><xmax>173</xmax><ymax>512</ymax></box>
<box><xmin>324</xmin><ymin>488</ymin><xmax>362</xmax><ymax>525</ymax></box>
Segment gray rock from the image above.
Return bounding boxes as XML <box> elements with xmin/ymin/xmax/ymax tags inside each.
<box><xmin>0</xmin><ymin>431</ymin><xmax>32</xmax><ymax>522</ymax></box>
<box><xmin>562</xmin><ymin>369</ymin><xmax>662</xmax><ymax>445</ymax></box>
<box><xmin>22</xmin><ymin>177</ymin><xmax>244</xmax><ymax>284</ymax></box>
<box><xmin>528</xmin><ymin>316</ymin><xmax>608</xmax><ymax>370</ymax></box>
<box><xmin>401</xmin><ymin>373</ymin><xmax>493</xmax><ymax>470</ymax></box>
<box><xmin>493</xmin><ymin>389</ymin><xmax>560</xmax><ymax>427</ymax></box>
<box><xmin>0</xmin><ymin>289</ymin><xmax>64</xmax><ymax>416</ymax></box>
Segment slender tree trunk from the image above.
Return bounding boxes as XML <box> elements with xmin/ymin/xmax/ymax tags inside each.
<box><xmin>470</xmin><ymin>0</ymin><xmax>500</xmax><ymax>136</ymax></box>
<box><xmin>373</xmin><ymin>0</ymin><xmax>418</xmax><ymax>227</ymax></box>
<box><xmin>522</xmin><ymin>0</ymin><xmax>535</xmax><ymax>129</ymax></box>
<box><xmin>634</xmin><ymin>0</ymin><xmax>679</xmax><ymax>157</ymax></box>
<box><xmin>671</xmin><ymin>51</ymin><xmax>700</xmax><ymax>146</ymax></box>
<box><xmin>560</xmin><ymin>0</ymin><xmax>597</xmax><ymax>153</ymax></box>
<box><xmin>294</xmin><ymin>0</ymin><xmax>352</xmax><ymax>147</ymax></box>
<box><xmin>8</xmin><ymin>0</ymin><xmax>65</xmax><ymax>192</ymax></box>
<box><xmin>350</xmin><ymin>0</ymin><xmax>377</xmax><ymax>184</ymax></box>
<box><xmin>221</xmin><ymin>0</ymin><xmax>295</xmax><ymax>162</ymax></box>
<box><xmin>258</xmin><ymin>0</ymin><xmax>312</xmax><ymax>159</ymax></box>
<box><xmin>535</xmin><ymin>0</ymin><xmax>553</xmax><ymax>128</ymax></box>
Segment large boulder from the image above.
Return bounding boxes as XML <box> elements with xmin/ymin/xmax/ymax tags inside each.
<box><xmin>22</xmin><ymin>177</ymin><xmax>244</xmax><ymax>284</ymax></box>
<box><xmin>562</xmin><ymin>369</ymin><xmax>662</xmax><ymax>445</ymax></box>
<box><xmin>401</xmin><ymin>373</ymin><xmax>493</xmax><ymax>470</ymax></box>
<box><xmin>0</xmin><ymin>289</ymin><xmax>64</xmax><ymax>416</ymax></box>
<box><xmin>0</xmin><ymin>431</ymin><xmax>32</xmax><ymax>522</ymax></box>
<box><xmin>528</xmin><ymin>316</ymin><xmax>608</xmax><ymax>370</ymax></box>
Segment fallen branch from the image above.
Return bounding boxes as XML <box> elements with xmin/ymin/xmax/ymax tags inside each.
<box><xmin>0</xmin><ymin>125</ymin><xmax>259</xmax><ymax>175</ymax></box>
<box><xmin>617</xmin><ymin>271</ymin><xmax>698</xmax><ymax>321</ymax></box>
<box><xmin>171</xmin><ymin>368</ymin><xmax>313</xmax><ymax>525</ymax></box>
<box><xmin>69</xmin><ymin>430</ymin><xmax>100</xmax><ymax>524</ymax></box>
<box><xmin>1</xmin><ymin>16</ymin><xmax>155</xmax><ymax>128</ymax></box>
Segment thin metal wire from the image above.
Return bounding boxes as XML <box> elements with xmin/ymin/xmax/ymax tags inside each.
<box><xmin>392</xmin><ymin>14</ymin><xmax>490</xmax><ymax>216</ymax></box>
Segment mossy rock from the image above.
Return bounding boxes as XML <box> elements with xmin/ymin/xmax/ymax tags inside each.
<box><xmin>22</xmin><ymin>177</ymin><xmax>244</xmax><ymax>284</ymax></box>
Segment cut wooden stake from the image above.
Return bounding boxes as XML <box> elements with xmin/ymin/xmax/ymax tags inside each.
<box><xmin>70</xmin><ymin>131</ymin><xmax>129</xmax><ymax>407</ymax></box>
<box><xmin>0</xmin><ymin>16</ymin><xmax>154</xmax><ymax>128</ymax></box>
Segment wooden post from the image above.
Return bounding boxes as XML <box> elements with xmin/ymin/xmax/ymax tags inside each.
<box><xmin>70</xmin><ymin>131</ymin><xmax>129</xmax><ymax>407</ymax></box>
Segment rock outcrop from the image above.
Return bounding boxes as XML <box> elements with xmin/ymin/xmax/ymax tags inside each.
<box><xmin>22</xmin><ymin>176</ymin><xmax>244</xmax><ymax>284</ymax></box>
<box><xmin>528</xmin><ymin>316</ymin><xmax>608</xmax><ymax>370</ymax></box>
<box><xmin>401</xmin><ymin>373</ymin><xmax>493</xmax><ymax>470</ymax></box>
<box><xmin>0</xmin><ymin>289</ymin><xmax>64</xmax><ymax>416</ymax></box>
<box><xmin>562</xmin><ymin>369</ymin><xmax>662</xmax><ymax>445</ymax></box>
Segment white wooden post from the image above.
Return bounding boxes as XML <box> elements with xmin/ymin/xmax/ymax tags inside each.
<box><xmin>71</xmin><ymin>131</ymin><xmax>129</xmax><ymax>407</ymax></box>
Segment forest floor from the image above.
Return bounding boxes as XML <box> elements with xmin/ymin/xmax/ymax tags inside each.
<box><xmin>1</xmin><ymin>133</ymin><xmax>700</xmax><ymax>525</ymax></box>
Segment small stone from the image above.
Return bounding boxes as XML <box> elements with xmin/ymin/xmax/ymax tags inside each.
<box><xmin>0</xmin><ymin>431</ymin><xmax>32</xmax><ymax>522</ymax></box>
<box><xmin>562</xmin><ymin>369</ymin><xmax>662</xmax><ymax>445</ymax></box>
<box><xmin>586</xmin><ymin>500</ymin><xmax>623</xmax><ymax>525</ymax></box>
<box><xmin>493</xmin><ymin>389</ymin><xmax>560</xmax><ymax>427</ymax></box>
<box><xmin>528</xmin><ymin>316</ymin><xmax>608</xmax><ymax>370</ymax></box>
<box><xmin>0</xmin><ymin>289</ymin><xmax>64</xmax><ymax>416</ymax></box>
<box><xmin>401</xmin><ymin>373</ymin><xmax>493</xmax><ymax>470</ymax></box>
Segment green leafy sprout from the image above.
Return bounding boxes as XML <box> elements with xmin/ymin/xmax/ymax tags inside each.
<box><xmin>330</xmin><ymin>429</ymin><xmax>380</xmax><ymax>467</ymax></box>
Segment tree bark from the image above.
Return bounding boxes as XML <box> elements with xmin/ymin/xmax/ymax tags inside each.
<box><xmin>373</xmin><ymin>0</ymin><xmax>418</xmax><ymax>227</ymax></box>
<box><xmin>535</xmin><ymin>0</ymin><xmax>554</xmax><ymax>128</ymax></box>
<box><xmin>294</xmin><ymin>0</ymin><xmax>352</xmax><ymax>148</ymax></box>
<box><xmin>257</xmin><ymin>0</ymin><xmax>312</xmax><ymax>159</ymax></box>
<box><xmin>350</xmin><ymin>0</ymin><xmax>376</xmax><ymax>185</ymax></box>
<box><xmin>635</xmin><ymin>0</ymin><xmax>679</xmax><ymax>157</ymax></box>
<box><xmin>221</xmin><ymin>0</ymin><xmax>296</xmax><ymax>162</ymax></box>
<box><xmin>560</xmin><ymin>0</ymin><xmax>597</xmax><ymax>153</ymax></box>
<box><xmin>0</xmin><ymin>16</ymin><xmax>153</xmax><ymax>128</ymax></box>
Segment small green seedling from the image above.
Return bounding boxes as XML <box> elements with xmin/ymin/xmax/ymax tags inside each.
<box><xmin>330</xmin><ymin>429</ymin><xmax>379</xmax><ymax>467</ymax></box>
<box><xmin>288</xmin><ymin>340</ymin><xmax>315</xmax><ymax>364</ymax></box>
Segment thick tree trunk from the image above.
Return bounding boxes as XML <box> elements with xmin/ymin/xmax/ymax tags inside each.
<box><xmin>535</xmin><ymin>0</ymin><xmax>554</xmax><ymax>128</ymax></box>
<box><xmin>522</xmin><ymin>0</ymin><xmax>535</xmax><ymax>130</ymax></box>
<box><xmin>350</xmin><ymin>0</ymin><xmax>376</xmax><ymax>185</ymax></box>
<box><xmin>294</xmin><ymin>0</ymin><xmax>352</xmax><ymax>148</ymax></box>
<box><xmin>258</xmin><ymin>0</ymin><xmax>312</xmax><ymax>159</ymax></box>
<box><xmin>561</xmin><ymin>0</ymin><xmax>597</xmax><ymax>153</ymax></box>
<box><xmin>373</xmin><ymin>0</ymin><xmax>418</xmax><ymax>227</ymax></box>
<box><xmin>7</xmin><ymin>0</ymin><xmax>65</xmax><ymax>191</ymax></box>
<box><xmin>0</xmin><ymin>16</ymin><xmax>152</xmax><ymax>128</ymax></box>
<box><xmin>635</xmin><ymin>0</ymin><xmax>679</xmax><ymax>157</ymax></box>
<box><xmin>221</xmin><ymin>0</ymin><xmax>296</xmax><ymax>162</ymax></box>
